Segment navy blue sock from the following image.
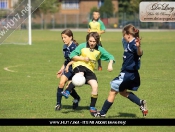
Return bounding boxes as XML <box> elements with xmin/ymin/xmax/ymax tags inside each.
<box><xmin>127</xmin><ymin>92</ymin><xmax>141</xmax><ymax>106</ymax></box>
<box><xmin>100</xmin><ymin>100</ymin><xmax>113</xmax><ymax>115</ymax></box>
<box><xmin>56</xmin><ymin>87</ymin><xmax>63</xmax><ymax>105</ymax></box>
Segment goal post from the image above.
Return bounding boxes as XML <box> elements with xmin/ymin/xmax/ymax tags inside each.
<box><xmin>28</xmin><ymin>0</ymin><xmax>31</xmax><ymax>45</ymax></box>
<box><xmin>0</xmin><ymin>0</ymin><xmax>45</xmax><ymax>45</ymax></box>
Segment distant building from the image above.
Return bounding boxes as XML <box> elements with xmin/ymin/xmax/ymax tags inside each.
<box><xmin>0</xmin><ymin>0</ymin><xmax>119</xmax><ymax>28</ymax></box>
<box><xmin>0</xmin><ymin>0</ymin><xmax>18</xmax><ymax>10</ymax></box>
<box><xmin>32</xmin><ymin>0</ymin><xmax>119</xmax><ymax>27</ymax></box>
<box><xmin>57</xmin><ymin>0</ymin><xmax>118</xmax><ymax>26</ymax></box>
<box><xmin>59</xmin><ymin>0</ymin><xmax>118</xmax><ymax>15</ymax></box>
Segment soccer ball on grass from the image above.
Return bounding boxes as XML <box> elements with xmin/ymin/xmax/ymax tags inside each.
<box><xmin>72</xmin><ymin>73</ymin><xmax>86</xmax><ymax>87</ymax></box>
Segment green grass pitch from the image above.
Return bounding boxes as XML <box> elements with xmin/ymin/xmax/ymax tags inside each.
<box><xmin>0</xmin><ymin>30</ymin><xmax>175</xmax><ymax>131</ymax></box>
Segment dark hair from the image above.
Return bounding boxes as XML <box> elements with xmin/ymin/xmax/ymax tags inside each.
<box><xmin>61</xmin><ymin>29</ymin><xmax>78</xmax><ymax>46</ymax></box>
<box><xmin>122</xmin><ymin>24</ymin><xmax>139</xmax><ymax>38</ymax></box>
<box><xmin>86</xmin><ymin>32</ymin><xmax>100</xmax><ymax>45</ymax></box>
<box><xmin>93</xmin><ymin>10</ymin><xmax>100</xmax><ymax>13</ymax></box>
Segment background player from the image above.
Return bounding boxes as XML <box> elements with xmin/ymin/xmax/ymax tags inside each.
<box><xmin>88</xmin><ymin>10</ymin><xmax>106</xmax><ymax>71</ymax></box>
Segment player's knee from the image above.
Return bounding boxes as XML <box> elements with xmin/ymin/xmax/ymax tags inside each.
<box><xmin>119</xmin><ymin>92</ymin><xmax>124</xmax><ymax>96</ymax></box>
<box><xmin>109</xmin><ymin>89</ymin><xmax>118</xmax><ymax>96</ymax></box>
<box><xmin>91</xmin><ymin>89</ymin><xmax>98</xmax><ymax>95</ymax></box>
<box><xmin>90</xmin><ymin>84</ymin><xmax>98</xmax><ymax>94</ymax></box>
<box><xmin>119</xmin><ymin>91</ymin><xmax>127</xmax><ymax>97</ymax></box>
<box><xmin>59</xmin><ymin>81</ymin><xmax>66</xmax><ymax>88</ymax></box>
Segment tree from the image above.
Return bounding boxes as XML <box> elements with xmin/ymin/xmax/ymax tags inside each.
<box><xmin>12</xmin><ymin>0</ymin><xmax>60</xmax><ymax>29</ymax></box>
<box><xmin>99</xmin><ymin>0</ymin><xmax>114</xmax><ymax>18</ymax></box>
<box><xmin>39</xmin><ymin>0</ymin><xmax>60</xmax><ymax>29</ymax></box>
<box><xmin>0</xmin><ymin>10</ymin><xmax>8</xmax><ymax>19</ymax></box>
<box><xmin>118</xmin><ymin>0</ymin><xmax>137</xmax><ymax>13</ymax></box>
<box><xmin>90</xmin><ymin>7</ymin><xmax>98</xmax><ymax>15</ymax></box>
<box><xmin>118</xmin><ymin>0</ymin><xmax>171</xmax><ymax>13</ymax></box>
<box><xmin>130</xmin><ymin>0</ymin><xmax>140</xmax><ymax>13</ymax></box>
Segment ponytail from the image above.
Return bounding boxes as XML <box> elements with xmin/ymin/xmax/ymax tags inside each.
<box><xmin>123</xmin><ymin>24</ymin><xmax>141</xmax><ymax>39</ymax></box>
<box><xmin>73</xmin><ymin>39</ymin><xmax>79</xmax><ymax>46</ymax></box>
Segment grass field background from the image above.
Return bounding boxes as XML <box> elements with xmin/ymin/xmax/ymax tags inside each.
<box><xmin>0</xmin><ymin>29</ymin><xmax>175</xmax><ymax>131</ymax></box>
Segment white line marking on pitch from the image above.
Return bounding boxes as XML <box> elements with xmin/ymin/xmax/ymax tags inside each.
<box><xmin>3</xmin><ymin>65</ymin><xmax>23</xmax><ymax>72</ymax></box>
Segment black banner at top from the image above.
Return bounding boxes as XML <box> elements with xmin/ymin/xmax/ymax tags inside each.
<box><xmin>0</xmin><ymin>118</ymin><xmax>175</xmax><ymax>126</ymax></box>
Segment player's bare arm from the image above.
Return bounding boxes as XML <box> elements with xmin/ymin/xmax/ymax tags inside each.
<box><xmin>107</xmin><ymin>60</ymin><xmax>113</xmax><ymax>72</ymax></box>
<box><xmin>135</xmin><ymin>37</ymin><xmax>143</xmax><ymax>56</ymax></box>
<box><xmin>98</xmin><ymin>30</ymin><xmax>105</xmax><ymax>35</ymax></box>
<box><xmin>72</xmin><ymin>56</ymin><xmax>90</xmax><ymax>62</ymax></box>
<box><xmin>87</xmin><ymin>28</ymin><xmax>91</xmax><ymax>33</ymax></box>
<box><xmin>65</xmin><ymin>61</ymin><xmax>74</xmax><ymax>73</ymax></box>
<box><xmin>57</xmin><ymin>64</ymin><xmax>65</xmax><ymax>78</ymax></box>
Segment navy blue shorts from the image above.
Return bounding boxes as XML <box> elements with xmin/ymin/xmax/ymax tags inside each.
<box><xmin>62</xmin><ymin>66</ymin><xmax>74</xmax><ymax>80</ymax></box>
<box><xmin>110</xmin><ymin>70</ymin><xmax>140</xmax><ymax>92</ymax></box>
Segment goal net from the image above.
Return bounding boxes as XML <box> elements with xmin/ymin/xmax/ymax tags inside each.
<box><xmin>0</xmin><ymin>0</ymin><xmax>32</xmax><ymax>45</ymax></box>
<box><xmin>0</xmin><ymin>15</ymin><xmax>31</xmax><ymax>45</ymax></box>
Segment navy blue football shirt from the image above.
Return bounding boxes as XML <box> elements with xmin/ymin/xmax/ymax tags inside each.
<box><xmin>63</xmin><ymin>42</ymin><xmax>77</xmax><ymax>66</ymax></box>
<box><xmin>121</xmin><ymin>38</ymin><xmax>142</xmax><ymax>71</ymax></box>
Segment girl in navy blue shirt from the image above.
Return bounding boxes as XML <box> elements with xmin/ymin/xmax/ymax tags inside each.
<box><xmin>96</xmin><ymin>24</ymin><xmax>148</xmax><ymax>118</ymax></box>
<box><xmin>55</xmin><ymin>29</ymin><xmax>80</xmax><ymax>111</ymax></box>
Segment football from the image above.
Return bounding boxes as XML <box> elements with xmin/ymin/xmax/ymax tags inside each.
<box><xmin>72</xmin><ymin>73</ymin><xmax>86</xmax><ymax>87</ymax></box>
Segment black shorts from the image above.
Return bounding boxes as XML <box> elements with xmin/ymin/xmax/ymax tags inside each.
<box><xmin>73</xmin><ymin>66</ymin><xmax>97</xmax><ymax>83</ymax></box>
